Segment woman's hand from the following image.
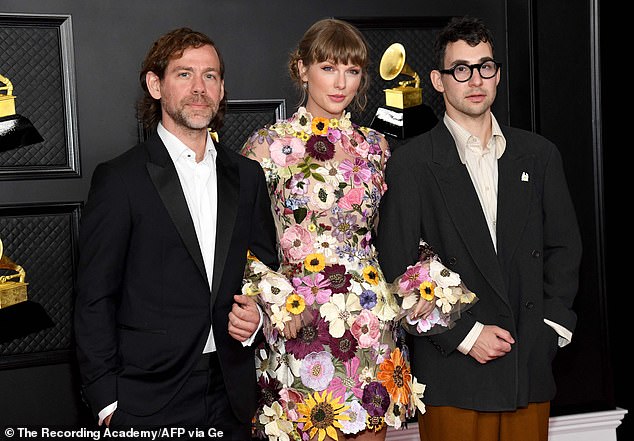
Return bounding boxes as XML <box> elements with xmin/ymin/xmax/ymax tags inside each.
<box><xmin>282</xmin><ymin>308</ymin><xmax>313</xmax><ymax>339</ymax></box>
<box><xmin>409</xmin><ymin>296</ymin><xmax>436</xmax><ymax>320</ymax></box>
<box><xmin>283</xmin><ymin>314</ymin><xmax>303</xmax><ymax>339</ymax></box>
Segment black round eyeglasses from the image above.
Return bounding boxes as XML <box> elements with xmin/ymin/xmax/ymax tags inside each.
<box><xmin>439</xmin><ymin>60</ymin><xmax>501</xmax><ymax>82</ymax></box>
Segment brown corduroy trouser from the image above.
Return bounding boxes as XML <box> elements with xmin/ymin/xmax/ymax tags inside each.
<box><xmin>418</xmin><ymin>402</ymin><xmax>550</xmax><ymax>441</ymax></box>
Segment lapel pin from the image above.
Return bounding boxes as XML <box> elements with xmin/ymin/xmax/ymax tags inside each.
<box><xmin>521</xmin><ymin>171</ymin><xmax>529</xmax><ymax>182</ymax></box>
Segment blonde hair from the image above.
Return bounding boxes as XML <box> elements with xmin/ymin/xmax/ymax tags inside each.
<box><xmin>289</xmin><ymin>18</ymin><xmax>369</xmax><ymax>112</ymax></box>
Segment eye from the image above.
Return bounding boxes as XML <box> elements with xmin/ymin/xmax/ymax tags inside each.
<box><xmin>481</xmin><ymin>61</ymin><xmax>495</xmax><ymax>72</ymax></box>
<box><xmin>178</xmin><ymin>71</ymin><xmax>190</xmax><ymax>78</ymax></box>
<box><xmin>322</xmin><ymin>65</ymin><xmax>334</xmax><ymax>72</ymax></box>
<box><xmin>348</xmin><ymin>68</ymin><xmax>361</xmax><ymax>75</ymax></box>
<box><xmin>454</xmin><ymin>65</ymin><xmax>469</xmax><ymax>74</ymax></box>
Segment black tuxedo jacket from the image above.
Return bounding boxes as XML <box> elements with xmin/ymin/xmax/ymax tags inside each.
<box><xmin>74</xmin><ymin>132</ymin><xmax>278</xmax><ymax>422</ymax></box>
<box><xmin>377</xmin><ymin>122</ymin><xmax>582</xmax><ymax>411</ymax></box>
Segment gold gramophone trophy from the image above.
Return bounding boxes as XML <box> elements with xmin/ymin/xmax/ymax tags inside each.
<box><xmin>370</xmin><ymin>43</ymin><xmax>437</xmax><ymax>139</ymax></box>
<box><xmin>0</xmin><ymin>238</ymin><xmax>29</xmax><ymax>309</ymax></box>
<box><xmin>1</xmin><ymin>73</ymin><xmax>43</xmax><ymax>152</ymax></box>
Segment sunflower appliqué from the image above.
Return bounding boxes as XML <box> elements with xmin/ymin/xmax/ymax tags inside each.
<box><xmin>297</xmin><ymin>390</ymin><xmax>350</xmax><ymax>441</ymax></box>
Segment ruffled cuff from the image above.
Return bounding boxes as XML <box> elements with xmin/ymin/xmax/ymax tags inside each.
<box><xmin>242</xmin><ymin>251</ymin><xmax>304</xmax><ymax>344</ymax></box>
<box><xmin>390</xmin><ymin>242</ymin><xmax>478</xmax><ymax>336</ymax></box>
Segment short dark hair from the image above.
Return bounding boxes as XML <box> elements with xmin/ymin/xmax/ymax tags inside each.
<box><xmin>137</xmin><ymin>27</ymin><xmax>227</xmax><ymax>131</ymax></box>
<box><xmin>433</xmin><ymin>16</ymin><xmax>495</xmax><ymax>69</ymax></box>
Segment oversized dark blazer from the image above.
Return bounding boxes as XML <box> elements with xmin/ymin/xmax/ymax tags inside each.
<box><xmin>377</xmin><ymin>121</ymin><xmax>582</xmax><ymax>411</ymax></box>
<box><xmin>74</xmin><ymin>131</ymin><xmax>278</xmax><ymax>422</ymax></box>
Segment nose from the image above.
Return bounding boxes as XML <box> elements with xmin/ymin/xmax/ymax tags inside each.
<box><xmin>468</xmin><ymin>68</ymin><xmax>484</xmax><ymax>86</ymax></box>
<box><xmin>192</xmin><ymin>74</ymin><xmax>206</xmax><ymax>94</ymax></box>
<box><xmin>334</xmin><ymin>71</ymin><xmax>346</xmax><ymax>90</ymax></box>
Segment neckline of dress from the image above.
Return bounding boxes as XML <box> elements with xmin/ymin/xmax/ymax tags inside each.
<box><xmin>295</xmin><ymin>107</ymin><xmax>352</xmax><ymax>128</ymax></box>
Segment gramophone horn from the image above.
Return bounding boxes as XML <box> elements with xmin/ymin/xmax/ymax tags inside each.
<box><xmin>379</xmin><ymin>43</ymin><xmax>420</xmax><ymax>88</ymax></box>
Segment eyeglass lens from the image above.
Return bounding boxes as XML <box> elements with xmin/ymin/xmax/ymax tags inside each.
<box><xmin>452</xmin><ymin>61</ymin><xmax>498</xmax><ymax>82</ymax></box>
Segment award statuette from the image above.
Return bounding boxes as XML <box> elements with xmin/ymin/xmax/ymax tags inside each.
<box><xmin>0</xmin><ymin>237</ymin><xmax>53</xmax><ymax>342</ymax></box>
<box><xmin>0</xmin><ymin>238</ymin><xmax>29</xmax><ymax>309</ymax></box>
<box><xmin>0</xmin><ymin>73</ymin><xmax>43</xmax><ymax>152</ymax></box>
<box><xmin>370</xmin><ymin>43</ymin><xmax>437</xmax><ymax>139</ymax></box>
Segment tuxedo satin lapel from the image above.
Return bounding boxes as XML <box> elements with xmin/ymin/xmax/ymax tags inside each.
<box><xmin>210</xmin><ymin>145</ymin><xmax>238</xmax><ymax>306</ymax></box>
<box><xmin>496</xmin><ymin>142</ymin><xmax>534</xmax><ymax>270</ymax></box>
<box><xmin>145</xmin><ymin>137</ymin><xmax>208</xmax><ymax>286</ymax></box>
<box><xmin>430</xmin><ymin>127</ymin><xmax>507</xmax><ymax>300</ymax></box>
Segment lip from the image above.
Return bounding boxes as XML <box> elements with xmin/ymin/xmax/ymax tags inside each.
<box><xmin>187</xmin><ymin>103</ymin><xmax>210</xmax><ymax>109</ymax></box>
<box><xmin>329</xmin><ymin>94</ymin><xmax>346</xmax><ymax>103</ymax></box>
<box><xmin>466</xmin><ymin>94</ymin><xmax>486</xmax><ymax>103</ymax></box>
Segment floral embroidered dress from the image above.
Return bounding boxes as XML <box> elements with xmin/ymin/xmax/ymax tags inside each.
<box><xmin>241</xmin><ymin>108</ymin><xmax>476</xmax><ymax>441</ymax></box>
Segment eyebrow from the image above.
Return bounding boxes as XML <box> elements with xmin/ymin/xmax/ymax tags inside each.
<box><xmin>448</xmin><ymin>56</ymin><xmax>494</xmax><ymax>66</ymax></box>
<box><xmin>171</xmin><ymin>65</ymin><xmax>220</xmax><ymax>73</ymax></box>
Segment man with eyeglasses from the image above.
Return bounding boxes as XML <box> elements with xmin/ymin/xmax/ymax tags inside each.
<box><xmin>377</xmin><ymin>16</ymin><xmax>581</xmax><ymax>441</ymax></box>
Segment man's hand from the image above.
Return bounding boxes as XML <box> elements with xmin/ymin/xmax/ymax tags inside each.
<box><xmin>103</xmin><ymin>412</ymin><xmax>113</xmax><ymax>427</ymax></box>
<box><xmin>468</xmin><ymin>325</ymin><xmax>515</xmax><ymax>364</ymax></box>
<box><xmin>228</xmin><ymin>295</ymin><xmax>260</xmax><ymax>342</ymax></box>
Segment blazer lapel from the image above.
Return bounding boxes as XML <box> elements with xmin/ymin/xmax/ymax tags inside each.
<box><xmin>210</xmin><ymin>144</ymin><xmax>239</xmax><ymax>305</ymax></box>
<box><xmin>429</xmin><ymin>125</ymin><xmax>507</xmax><ymax>300</ymax></box>
<box><xmin>144</xmin><ymin>133</ymin><xmax>209</xmax><ymax>286</ymax></box>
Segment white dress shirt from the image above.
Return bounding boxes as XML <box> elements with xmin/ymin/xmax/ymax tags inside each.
<box><xmin>159</xmin><ymin>123</ymin><xmax>221</xmax><ymax>353</ymax></box>
<box><xmin>445</xmin><ymin>113</ymin><xmax>505</xmax><ymax>251</ymax></box>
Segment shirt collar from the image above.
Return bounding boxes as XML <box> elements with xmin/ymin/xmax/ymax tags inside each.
<box><xmin>157</xmin><ymin>122</ymin><xmax>217</xmax><ymax>164</ymax></box>
<box><xmin>443</xmin><ymin>113</ymin><xmax>506</xmax><ymax>163</ymax></box>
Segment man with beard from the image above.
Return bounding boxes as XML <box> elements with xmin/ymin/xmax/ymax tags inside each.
<box><xmin>74</xmin><ymin>28</ymin><xmax>278</xmax><ymax>439</ymax></box>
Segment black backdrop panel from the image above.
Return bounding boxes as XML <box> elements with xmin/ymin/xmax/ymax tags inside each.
<box><xmin>345</xmin><ymin>17</ymin><xmax>450</xmax><ymax>151</ymax></box>
<box><xmin>0</xmin><ymin>14</ymin><xmax>80</xmax><ymax>179</ymax></box>
<box><xmin>0</xmin><ymin>203</ymin><xmax>79</xmax><ymax>368</ymax></box>
<box><xmin>219</xmin><ymin>99</ymin><xmax>286</xmax><ymax>152</ymax></box>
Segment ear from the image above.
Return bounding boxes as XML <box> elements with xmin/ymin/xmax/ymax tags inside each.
<box><xmin>219</xmin><ymin>79</ymin><xmax>225</xmax><ymax>101</ymax></box>
<box><xmin>146</xmin><ymin>71</ymin><xmax>161</xmax><ymax>99</ymax></box>
<box><xmin>298</xmin><ymin>60</ymin><xmax>308</xmax><ymax>83</ymax></box>
<box><xmin>430</xmin><ymin>70</ymin><xmax>444</xmax><ymax>93</ymax></box>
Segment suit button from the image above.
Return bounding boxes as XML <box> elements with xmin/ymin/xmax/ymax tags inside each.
<box><xmin>525</xmin><ymin>301</ymin><xmax>535</xmax><ymax>309</ymax></box>
<box><xmin>448</xmin><ymin>257</ymin><xmax>457</xmax><ymax>266</ymax></box>
<box><xmin>531</xmin><ymin>250</ymin><xmax>541</xmax><ymax>258</ymax></box>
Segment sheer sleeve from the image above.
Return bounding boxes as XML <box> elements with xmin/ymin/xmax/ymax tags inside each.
<box><xmin>390</xmin><ymin>241</ymin><xmax>478</xmax><ymax>336</ymax></box>
<box><xmin>240</xmin><ymin>127</ymin><xmax>295</xmax><ymax>344</ymax></box>
<box><xmin>242</xmin><ymin>251</ymin><xmax>300</xmax><ymax>344</ymax></box>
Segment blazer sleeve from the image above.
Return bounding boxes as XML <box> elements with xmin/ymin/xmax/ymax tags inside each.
<box><xmin>74</xmin><ymin>162</ymin><xmax>130</xmax><ymax>416</ymax></box>
<box><xmin>541</xmin><ymin>145</ymin><xmax>582</xmax><ymax>333</ymax></box>
<box><xmin>377</xmin><ymin>144</ymin><xmax>475</xmax><ymax>351</ymax></box>
<box><xmin>376</xmin><ymin>150</ymin><xmax>424</xmax><ymax>283</ymax></box>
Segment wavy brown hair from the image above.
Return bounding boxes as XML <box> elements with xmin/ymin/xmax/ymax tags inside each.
<box><xmin>137</xmin><ymin>27</ymin><xmax>227</xmax><ymax>132</ymax></box>
<box><xmin>289</xmin><ymin>18</ymin><xmax>370</xmax><ymax>112</ymax></box>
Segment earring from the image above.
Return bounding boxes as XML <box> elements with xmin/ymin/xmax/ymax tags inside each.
<box><xmin>302</xmin><ymin>82</ymin><xmax>308</xmax><ymax>90</ymax></box>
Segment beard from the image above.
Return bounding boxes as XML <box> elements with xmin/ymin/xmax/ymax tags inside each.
<box><xmin>163</xmin><ymin>95</ymin><xmax>219</xmax><ymax>130</ymax></box>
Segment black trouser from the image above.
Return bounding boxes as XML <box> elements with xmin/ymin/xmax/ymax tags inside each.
<box><xmin>109</xmin><ymin>352</ymin><xmax>252</xmax><ymax>440</ymax></box>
